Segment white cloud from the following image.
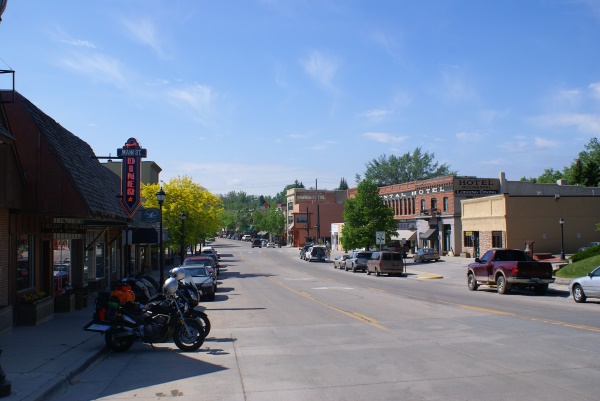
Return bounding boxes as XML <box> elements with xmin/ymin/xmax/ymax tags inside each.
<box><xmin>121</xmin><ymin>16</ymin><xmax>165</xmax><ymax>57</ymax></box>
<box><xmin>166</xmin><ymin>83</ymin><xmax>218</xmax><ymax>125</ymax></box>
<box><xmin>359</xmin><ymin>109</ymin><xmax>393</xmax><ymax>121</ymax></box>
<box><xmin>302</xmin><ymin>51</ymin><xmax>338</xmax><ymax>90</ymax></box>
<box><xmin>61</xmin><ymin>39</ymin><xmax>96</xmax><ymax>49</ymax></box>
<box><xmin>60</xmin><ymin>53</ymin><xmax>128</xmax><ymax>88</ymax></box>
<box><xmin>532</xmin><ymin>113</ymin><xmax>600</xmax><ymax>133</ymax></box>
<box><xmin>363</xmin><ymin>132</ymin><xmax>407</xmax><ymax>144</ymax></box>
<box><xmin>589</xmin><ymin>82</ymin><xmax>600</xmax><ymax>100</ymax></box>
<box><xmin>456</xmin><ymin>131</ymin><xmax>483</xmax><ymax>141</ymax></box>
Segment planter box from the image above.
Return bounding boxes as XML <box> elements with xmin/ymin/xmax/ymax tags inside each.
<box><xmin>14</xmin><ymin>297</ymin><xmax>54</xmax><ymax>326</ymax></box>
<box><xmin>54</xmin><ymin>293</ymin><xmax>75</xmax><ymax>313</ymax></box>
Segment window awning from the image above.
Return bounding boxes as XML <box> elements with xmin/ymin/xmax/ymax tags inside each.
<box><xmin>420</xmin><ymin>228</ymin><xmax>438</xmax><ymax>240</ymax></box>
<box><xmin>391</xmin><ymin>230</ymin><xmax>416</xmax><ymax>241</ymax></box>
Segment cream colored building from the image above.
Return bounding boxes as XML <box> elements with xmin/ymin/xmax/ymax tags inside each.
<box><xmin>462</xmin><ymin>175</ymin><xmax>600</xmax><ymax>258</ymax></box>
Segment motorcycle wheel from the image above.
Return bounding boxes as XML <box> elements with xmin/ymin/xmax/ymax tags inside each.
<box><xmin>105</xmin><ymin>328</ymin><xmax>135</xmax><ymax>352</ymax></box>
<box><xmin>193</xmin><ymin>311</ymin><xmax>211</xmax><ymax>337</ymax></box>
<box><xmin>174</xmin><ymin>318</ymin><xmax>205</xmax><ymax>352</ymax></box>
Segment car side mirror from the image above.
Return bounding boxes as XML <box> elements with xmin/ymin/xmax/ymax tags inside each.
<box><xmin>588</xmin><ymin>272</ymin><xmax>594</xmax><ymax>278</ymax></box>
<box><xmin>474</xmin><ymin>258</ymin><xmax>481</xmax><ymax>263</ymax></box>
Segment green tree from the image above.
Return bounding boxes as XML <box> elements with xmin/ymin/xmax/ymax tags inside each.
<box><xmin>275</xmin><ymin>180</ymin><xmax>305</xmax><ymax>204</ymax></box>
<box><xmin>564</xmin><ymin>138</ymin><xmax>600</xmax><ymax>186</ymax></box>
<box><xmin>142</xmin><ymin>176</ymin><xmax>224</xmax><ymax>253</ymax></box>
<box><xmin>341</xmin><ymin>179</ymin><xmax>397</xmax><ymax>251</ymax></box>
<box><xmin>336</xmin><ymin>177</ymin><xmax>349</xmax><ymax>190</ymax></box>
<box><xmin>357</xmin><ymin>148</ymin><xmax>456</xmax><ymax>186</ymax></box>
<box><xmin>520</xmin><ymin>168</ymin><xmax>564</xmax><ymax>184</ymax></box>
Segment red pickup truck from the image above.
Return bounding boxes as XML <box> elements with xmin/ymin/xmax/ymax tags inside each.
<box><xmin>467</xmin><ymin>248</ymin><xmax>555</xmax><ymax>295</ymax></box>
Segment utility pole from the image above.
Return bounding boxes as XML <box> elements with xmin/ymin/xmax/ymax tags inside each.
<box><xmin>316</xmin><ymin>179</ymin><xmax>320</xmax><ymax>243</ymax></box>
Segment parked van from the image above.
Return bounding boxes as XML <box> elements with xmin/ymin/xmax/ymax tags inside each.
<box><xmin>367</xmin><ymin>251</ymin><xmax>404</xmax><ymax>276</ymax></box>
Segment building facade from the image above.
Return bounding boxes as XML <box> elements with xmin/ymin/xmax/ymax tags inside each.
<box><xmin>286</xmin><ymin>188</ymin><xmax>346</xmax><ymax>247</ymax></box>
<box><xmin>462</xmin><ymin>173</ymin><xmax>600</xmax><ymax>258</ymax></box>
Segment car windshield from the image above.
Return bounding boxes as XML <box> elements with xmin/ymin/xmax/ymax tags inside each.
<box><xmin>182</xmin><ymin>267</ymin><xmax>208</xmax><ymax>277</ymax></box>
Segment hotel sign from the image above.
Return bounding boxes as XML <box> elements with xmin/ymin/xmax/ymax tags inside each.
<box><xmin>118</xmin><ymin>138</ymin><xmax>146</xmax><ymax>217</ymax></box>
<box><xmin>454</xmin><ymin>178</ymin><xmax>499</xmax><ymax>195</ymax></box>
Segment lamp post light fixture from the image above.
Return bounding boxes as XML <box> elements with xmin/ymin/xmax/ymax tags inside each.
<box><xmin>559</xmin><ymin>218</ymin><xmax>565</xmax><ymax>260</ymax></box>
<box><xmin>156</xmin><ymin>187</ymin><xmax>166</xmax><ymax>285</ymax></box>
<box><xmin>180</xmin><ymin>212</ymin><xmax>187</xmax><ymax>264</ymax></box>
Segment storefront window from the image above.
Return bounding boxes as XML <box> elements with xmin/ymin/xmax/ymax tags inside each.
<box><xmin>95</xmin><ymin>242</ymin><xmax>105</xmax><ymax>279</ymax></box>
<box><xmin>53</xmin><ymin>239</ymin><xmax>71</xmax><ymax>295</ymax></box>
<box><xmin>17</xmin><ymin>234</ymin><xmax>34</xmax><ymax>291</ymax></box>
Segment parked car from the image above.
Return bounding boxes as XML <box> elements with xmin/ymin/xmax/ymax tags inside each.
<box><xmin>306</xmin><ymin>245</ymin><xmax>327</xmax><ymax>262</ymax></box>
<box><xmin>570</xmin><ymin>265</ymin><xmax>600</xmax><ymax>303</ymax></box>
<box><xmin>265</xmin><ymin>241</ymin><xmax>276</xmax><ymax>248</ymax></box>
<box><xmin>367</xmin><ymin>251</ymin><xmax>404</xmax><ymax>276</ymax></box>
<box><xmin>299</xmin><ymin>244</ymin><xmax>313</xmax><ymax>260</ymax></box>
<box><xmin>252</xmin><ymin>238</ymin><xmax>262</xmax><ymax>248</ymax></box>
<box><xmin>345</xmin><ymin>251</ymin><xmax>373</xmax><ymax>272</ymax></box>
<box><xmin>242</xmin><ymin>234</ymin><xmax>251</xmax><ymax>241</ymax></box>
<box><xmin>180</xmin><ymin>265</ymin><xmax>216</xmax><ymax>301</ymax></box>
<box><xmin>413</xmin><ymin>248</ymin><xmax>440</xmax><ymax>262</ymax></box>
<box><xmin>578</xmin><ymin>242</ymin><xmax>600</xmax><ymax>252</ymax></box>
<box><xmin>333</xmin><ymin>254</ymin><xmax>350</xmax><ymax>269</ymax></box>
<box><xmin>201</xmin><ymin>246</ymin><xmax>220</xmax><ymax>259</ymax></box>
<box><xmin>182</xmin><ymin>256</ymin><xmax>217</xmax><ymax>279</ymax></box>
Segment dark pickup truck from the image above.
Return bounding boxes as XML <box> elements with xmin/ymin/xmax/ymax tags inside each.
<box><xmin>467</xmin><ymin>248</ymin><xmax>555</xmax><ymax>295</ymax></box>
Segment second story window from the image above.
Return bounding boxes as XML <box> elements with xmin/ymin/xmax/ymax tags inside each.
<box><xmin>420</xmin><ymin>199</ymin><xmax>426</xmax><ymax>212</ymax></box>
<box><xmin>443</xmin><ymin>197</ymin><xmax>448</xmax><ymax>212</ymax></box>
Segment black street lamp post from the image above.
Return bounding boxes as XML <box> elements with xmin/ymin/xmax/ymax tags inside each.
<box><xmin>156</xmin><ymin>187</ymin><xmax>166</xmax><ymax>285</ymax></box>
<box><xmin>559</xmin><ymin>218</ymin><xmax>565</xmax><ymax>260</ymax></box>
<box><xmin>180</xmin><ymin>212</ymin><xmax>187</xmax><ymax>264</ymax></box>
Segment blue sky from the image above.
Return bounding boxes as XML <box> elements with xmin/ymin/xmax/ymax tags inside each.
<box><xmin>1</xmin><ymin>1</ymin><xmax>599</xmax><ymax>197</ymax></box>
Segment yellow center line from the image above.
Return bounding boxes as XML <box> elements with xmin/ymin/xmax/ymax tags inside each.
<box><xmin>241</xmin><ymin>254</ymin><xmax>388</xmax><ymax>331</ymax></box>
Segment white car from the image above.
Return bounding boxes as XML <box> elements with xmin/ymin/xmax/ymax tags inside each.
<box><xmin>570</xmin><ymin>266</ymin><xmax>600</xmax><ymax>303</ymax></box>
<box><xmin>265</xmin><ymin>242</ymin><xmax>276</xmax><ymax>248</ymax></box>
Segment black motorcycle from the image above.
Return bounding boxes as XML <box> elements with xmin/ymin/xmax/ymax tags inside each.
<box><xmin>170</xmin><ymin>267</ymin><xmax>211</xmax><ymax>337</ymax></box>
<box><xmin>84</xmin><ymin>277</ymin><xmax>205</xmax><ymax>352</ymax></box>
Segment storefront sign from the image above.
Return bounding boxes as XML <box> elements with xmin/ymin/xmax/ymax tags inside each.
<box><xmin>41</xmin><ymin>223</ymin><xmax>87</xmax><ymax>234</ymax></box>
<box><xmin>454</xmin><ymin>178</ymin><xmax>499</xmax><ymax>195</ymax></box>
<box><xmin>118</xmin><ymin>138</ymin><xmax>146</xmax><ymax>217</ymax></box>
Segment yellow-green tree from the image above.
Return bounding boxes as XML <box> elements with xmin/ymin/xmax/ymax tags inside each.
<box><xmin>141</xmin><ymin>176</ymin><xmax>224</xmax><ymax>253</ymax></box>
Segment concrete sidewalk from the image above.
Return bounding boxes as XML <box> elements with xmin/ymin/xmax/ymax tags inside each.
<box><xmin>0</xmin><ymin>295</ymin><xmax>106</xmax><ymax>401</ymax></box>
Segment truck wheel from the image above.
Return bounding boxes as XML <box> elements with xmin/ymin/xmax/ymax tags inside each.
<box><xmin>467</xmin><ymin>273</ymin><xmax>478</xmax><ymax>291</ymax></box>
<box><xmin>367</xmin><ymin>269</ymin><xmax>371</xmax><ymax>275</ymax></box>
<box><xmin>534</xmin><ymin>284</ymin><xmax>548</xmax><ymax>295</ymax></box>
<box><xmin>573</xmin><ymin>284</ymin><xmax>587</xmax><ymax>303</ymax></box>
<box><xmin>344</xmin><ymin>264</ymin><xmax>349</xmax><ymax>271</ymax></box>
<box><xmin>376</xmin><ymin>268</ymin><xmax>381</xmax><ymax>277</ymax></box>
<box><xmin>496</xmin><ymin>275</ymin><xmax>511</xmax><ymax>294</ymax></box>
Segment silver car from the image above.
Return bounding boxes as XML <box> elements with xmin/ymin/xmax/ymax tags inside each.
<box><xmin>570</xmin><ymin>266</ymin><xmax>600</xmax><ymax>303</ymax></box>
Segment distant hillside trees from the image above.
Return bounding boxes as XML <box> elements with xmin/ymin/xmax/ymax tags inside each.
<box><xmin>356</xmin><ymin>147</ymin><xmax>456</xmax><ymax>186</ymax></box>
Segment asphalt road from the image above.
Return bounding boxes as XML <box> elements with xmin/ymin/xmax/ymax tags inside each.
<box><xmin>55</xmin><ymin>239</ymin><xmax>600</xmax><ymax>401</ymax></box>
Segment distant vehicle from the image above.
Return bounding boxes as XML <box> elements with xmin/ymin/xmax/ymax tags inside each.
<box><xmin>306</xmin><ymin>245</ymin><xmax>327</xmax><ymax>262</ymax></box>
<box><xmin>252</xmin><ymin>238</ymin><xmax>262</xmax><ymax>248</ymax></box>
<box><xmin>413</xmin><ymin>248</ymin><xmax>440</xmax><ymax>263</ymax></box>
<box><xmin>570</xmin><ymin>265</ymin><xmax>600</xmax><ymax>303</ymax></box>
<box><xmin>242</xmin><ymin>234</ymin><xmax>251</xmax><ymax>241</ymax></box>
<box><xmin>333</xmin><ymin>254</ymin><xmax>350</xmax><ymax>269</ymax></box>
<box><xmin>367</xmin><ymin>251</ymin><xmax>404</xmax><ymax>276</ymax></box>
<box><xmin>345</xmin><ymin>251</ymin><xmax>373</xmax><ymax>272</ymax></box>
<box><xmin>299</xmin><ymin>244</ymin><xmax>313</xmax><ymax>260</ymax></box>
<box><xmin>578</xmin><ymin>242</ymin><xmax>600</xmax><ymax>252</ymax></box>
<box><xmin>265</xmin><ymin>242</ymin><xmax>276</xmax><ymax>248</ymax></box>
